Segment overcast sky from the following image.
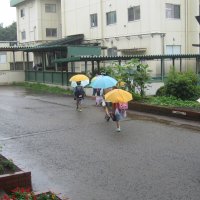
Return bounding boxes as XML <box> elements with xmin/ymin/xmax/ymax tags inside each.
<box><xmin>0</xmin><ymin>0</ymin><xmax>16</xmax><ymax>27</ymax></box>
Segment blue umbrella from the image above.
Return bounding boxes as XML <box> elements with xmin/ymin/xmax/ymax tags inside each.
<box><xmin>90</xmin><ymin>76</ymin><xmax>117</xmax><ymax>89</ymax></box>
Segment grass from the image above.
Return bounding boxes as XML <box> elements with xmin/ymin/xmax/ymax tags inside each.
<box><xmin>12</xmin><ymin>82</ymin><xmax>200</xmax><ymax>110</ymax></box>
<box><xmin>144</xmin><ymin>96</ymin><xmax>200</xmax><ymax>110</ymax></box>
<box><xmin>12</xmin><ymin>82</ymin><xmax>73</xmax><ymax>95</ymax></box>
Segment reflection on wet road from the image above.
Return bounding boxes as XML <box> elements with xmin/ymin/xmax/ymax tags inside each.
<box><xmin>0</xmin><ymin>86</ymin><xmax>200</xmax><ymax>200</ymax></box>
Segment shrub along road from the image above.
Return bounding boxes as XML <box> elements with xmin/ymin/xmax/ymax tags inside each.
<box><xmin>0</xmin><ymin>86</ymin><xmax>200</xmax><ymax>200</ymax></box>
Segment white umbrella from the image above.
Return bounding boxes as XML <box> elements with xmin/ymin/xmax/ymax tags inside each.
<box><xmin>71</xmin><ymin>79</ymin><xmax>89</xmax><ymax>87</ymax></box>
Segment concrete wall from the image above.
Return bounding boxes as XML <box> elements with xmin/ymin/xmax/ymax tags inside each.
<box><xmin>145</xmin><ymin>82</ymin><xmax>164</xmax><ymax>96</ymax></box>
<box><xmin>84</xmin><ymin>82</ymin><xmax>164</xmax><ymax>97</ymax></box>
<box><xmin>0</xmin><ymin>71</ymin><xmax>25</xmax><ymax>85</ymax></box>
<box><xmin>51</xmin><ymin>82</ymin><xmax>164</xmax><ymax>96</ymax></box>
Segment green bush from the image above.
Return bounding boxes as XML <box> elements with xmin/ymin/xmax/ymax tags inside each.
<box><xmin>0</xmin><ymin>164</ymin><xmax>4</xmax><ymax>174</ymax></box>
<box><xmin>2</xmin><ymin>159</ymin><xmax>16</xmax><ymax>171</ymax></box>
<box><xmin>131</xmin><ymin>91</ymin><xmax>143</xmax><ymax>101</ymax></box>
<box><xmin>196</xmin><ymin>86</ymin><xmax>200</xmax><ymax>98</ymax></box>
<box><xmin>156</xmin><ymin>86</ymin><xmax>166</xmax><ymax>96</ymax></box>
<box><xmin>145</xmin><ymin>96</ymin><xmax>200</xmax><ymax>109</ymax></box>
<box><xmin>164</xmin><ymin>70</ymin><xmax>199</xmax><ymax>100</ymax></box>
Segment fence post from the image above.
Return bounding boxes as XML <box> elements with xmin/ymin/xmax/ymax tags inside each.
<box><xmin>66</xmin><ymin>62</ymin><xmax>69</xmax><ymax>85</ymax></box>
<box><xmin>161</xmin><ymin>58</ymin><xmax>164</xmax><ymax>81</ymax></box>
<box><xmin>62</xmin><ymin>68</ymin><xmax>64</xmax><ymax>85</ymax></box>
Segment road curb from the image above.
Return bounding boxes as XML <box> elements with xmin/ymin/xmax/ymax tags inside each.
<box><xmin>128</xmin><ymin>101</ymin><xmax>200</xmax><ymax>122</ymax></box>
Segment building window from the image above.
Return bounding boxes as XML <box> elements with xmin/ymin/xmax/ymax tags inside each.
<box><xmin>45</xmin><ymin>4</ymin><xmax>56</xmax><ymax>13</ymax></box>
<box><xmin>0</xmin><ymin>52</ymin><xmax>6</xmax><ymax>64</ymax></box>
<box><xmin>166</xmin><ymin>45</ymin><xmax>181</xmax><ymax>54</ymax></box>
<box><xmin>128</xmin><ymin>6</ymin><xmax>140</xmax><ymax>21</ymax></box>
<box><xmin>106</xmin><ymin>11</ymin><xmax>117</xmax><ymax>25</ymax></box>
<box><xmin>107</xmin><ymin>47</ymin><xmax>118</xmax><ymax>56</ymax></box>
<box><xmin>166</xmin><ymin>3</ymin><xmax>180</xmax><ymax>19</ymax></box>
<box><xmin>21</xmin><ymin>31</ymin><xmax>26</xmax><ymax>40</ymax></box>
<box><xmin>46</xmin><ymin>28</ymin><xmax>57</xmax><ymax>37</ymax></box>
<box><xmin>90</xmin><ymin>13</ymin><xmax>98</xmax><ymax>27</ymax></box>
<box><xmin>20</xmin><ymin>8</ymin><xmax>25</xmax><ymax>17</ymax></box>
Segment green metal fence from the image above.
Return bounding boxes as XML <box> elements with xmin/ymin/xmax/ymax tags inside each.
<box><xmin>25</xmin><ymin>70</ymin><xmax>200</xmax><ymax>86</ymax></box>
<box><xmin>25</xmin><ymin>71</ymin><xmax>85</xmax><ymax>86</ymax></box>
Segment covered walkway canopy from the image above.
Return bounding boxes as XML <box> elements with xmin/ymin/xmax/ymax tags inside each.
<box><xmin>54</xmin><ymin>54</ymin><xmax>200</xmax><ymax>80</ymax></box>
<box><xmin>26</xmin><ymin>53</ymin><xmax>200</xmax><ymax>86</ymax></box>
<box><xmin>22</xmin><ymin>34</ymin><xmax>86</xmax><ymax>52</ymax></box>
<box><xmin>54</xmin><ymin>54</ymin><xmax>200</xmax><ymax>62</ymax></box>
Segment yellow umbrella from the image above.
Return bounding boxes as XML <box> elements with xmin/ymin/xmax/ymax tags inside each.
<box><xmin>69</xmin><ymin>74</ymin><xmax>89</xmax><ymax>82</ymax></box>
<box><xmin>117</xmin><ymin>81</ymin><xmax>126</xmax><ymax>87</ymax></box>
<box><xmin>105</xmin><ymin>89</ymin><xmax>133</xmax><ymax>103</ymax></box>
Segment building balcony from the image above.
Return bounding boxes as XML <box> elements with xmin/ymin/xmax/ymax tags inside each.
<box><xmin>10</xmin><ymin>0</ymin><xmax>26</xmax><ymax>7</ymax></box>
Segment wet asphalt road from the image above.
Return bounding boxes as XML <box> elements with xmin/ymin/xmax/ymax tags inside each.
<box><xmin>1</xmin><ymin>86</ymin><xmax>200</xmax><ymax>200</ymax></box>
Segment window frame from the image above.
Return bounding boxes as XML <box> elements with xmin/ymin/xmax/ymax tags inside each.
<box><xmin>45</xmin><ymin>4</ymin><xmax>56</xmax><ymax>13</ymax></box>
<box><xmin>21</xmin><ymin>31</ymin><xmax>26</xmax><ymax>40</ymax></box>
<box><xmin>106</xmin><ymin>11</ymin><xmax>117</xmax><ymax>25</ymax></box>
<box><xmin>128</xmin><ymin>6</ymin><xmax>140</xmax><ymax>21</ymax></box>
<box><xmin>165</xmin><ymin>3</ymin><xmax>180</xmax><ymax>19</ymax></box>
<box><xmin>107</xmin><ymin>47</ymin><xmax>118</xmax><ymax>56</ymax></box>
<box><xmin>90</xmin><ymin>13</ymin><xmax>98</xmax><ymax>27</ymax></box>
<box><xmin>46</xmin><ymin>28</ymin><xmax>57</xmax><ymax>37</ymax></box>
<box><xmin>20</xmin><ymin>8</ymin><xmax>25</xmax><ymax>17</ymax></box>
<box><xmin>0</xmin><ymin>52</ymin><xmax>6</xmax><ymax>64</ymax></box>
<box><xmin>166</xmin><ymin>45</ymin><xmax>181</xmax><ymax>54</ymax></box>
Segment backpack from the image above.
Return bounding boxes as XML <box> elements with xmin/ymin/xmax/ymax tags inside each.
<box><xmin>75</xmin><ymin>86</ymin><xmax>85</xmax><ymax>99</ymax></box>
<box><xmin>118</xmin><ymin>102</ymin><xmax>128</xmax><ymax>110</ymax></box>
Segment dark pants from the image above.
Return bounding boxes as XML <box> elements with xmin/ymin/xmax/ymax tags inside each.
<box><xmin>93</xmin><ymin>88</ymin><xmax>97</xmax><ymax>96</ymax></box>
<box><xmin>93</xmin><ymin>88</ymin><xmax>101</xmax><ymax>96</ymax></box>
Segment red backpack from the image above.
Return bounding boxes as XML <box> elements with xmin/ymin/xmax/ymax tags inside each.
<box><xmin>118</xmin><ymin>102</ymin><xmax>128</xmax><ymax>110</ymax></box>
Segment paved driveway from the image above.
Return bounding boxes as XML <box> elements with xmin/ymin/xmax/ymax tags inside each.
<box><xmin>1</xmin><ymin>86</ymin><xmax>200</xmax><ymax>200</ymax></box>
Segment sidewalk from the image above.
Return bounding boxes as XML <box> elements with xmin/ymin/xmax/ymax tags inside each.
<box><xmin>127</xmin><ymin>110</ymin><xmax>200</xmax><ymax>132</ymax></box>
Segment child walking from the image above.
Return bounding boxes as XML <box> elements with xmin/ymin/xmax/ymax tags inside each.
<box><xmin>74</xmin><ymin>81</ymin><xmax>85</xmax><ymax>111</ymax></box>
<box><xmin>95</xmin><ymin>88</ymin><xmax>103</xmax><ymax>106</ymax></box>
<box><xmin>110</xmin><ymin>102</ymin><xmax>128</xmax><ymax>132</ymax></box>
<box><xmin>112</xmin><ymin>103</ymin><xmax>122</xmax><ymax>132</ymax></box>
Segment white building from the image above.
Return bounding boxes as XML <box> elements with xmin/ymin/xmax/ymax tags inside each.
<box><xmin>61</xmin><ymin>0</ymin><xmax>200</xmax><ymax>75</ymax></box>
<box><xmin>0</xmin><ymin>41</ymin><xmax>26</xmax><ymax>70</ymax></box>
<box><xmin>63</xmin><ymin>0</ymin><xmax>198</xmax><ymax>56</ymax></box>
<box><xmin>11</xmin><ymin>0</ymin><xmax>199</xmax><ymax>54</ymax></box>
<box><xmin>9</xmin><ymin>0</ymin><xmax>200</xmax><ymax>76</ymax></box>
<box><xmin>11</xmin><ymin>0</ymin><xmax>61</xmax><ymax>45</ymax></box>
<box><xmin>0</xmin><ymin>41</ymin><xmax>26</xmax><ymax>84</ymax></box>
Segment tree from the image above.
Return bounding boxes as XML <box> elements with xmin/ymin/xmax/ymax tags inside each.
<box><xmin>0</xmin><ymin>22</ymin><xmax>17</xmax><ymax>41</ymax></box>
<box><xmin>100</xmin><ymin>59</ymin><xmax>152</xmax><ymax>98</ymax></box>
<box><xmin>127</xmin><ymin>59</ymin><xmax>151</xmax><ymax>97</ymax></box>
